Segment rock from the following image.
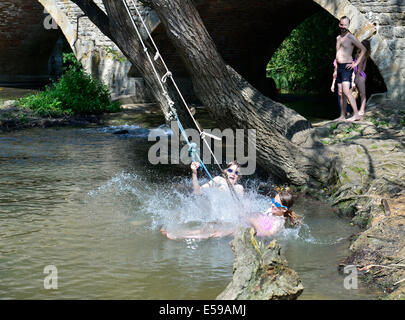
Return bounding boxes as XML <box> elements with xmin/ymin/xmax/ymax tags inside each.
<box><xmin>216</xmin><ymin>228</ymin><xmax>304</xmax><ymax>300</ymax></box>
<box><xmin>342</xmin><ymin>213</ymin><xmax>405</xmax><ymax>299</ymax></box>
<box><xmin>336</xmin><ymin>122</ymin><xmax>352</xmax><ymax>133</ymax></box>
<box><xmin>362</xmin><ymin>125</ymin><xmax>378</xmax><ymax>136</ymax></box>
<box><xmin>366</xmin><ymin>93</ymin><xmax>387</xmax><ymax>108</ymax></box>
<box><xmin>315</xmin><ymin>99</ymin><xmax>405</xmax><ymax>299</ymax></box>
<box><xmin>315</xmin><ymin>126</ymin><xmax>330</xmax><ymax>138</ymax></box>
<box><xmin>2</xmin><ymin>100</ymin><xmax>17</xmax><ymax>108</ymax></box>
<box><xmin>113</xmin><ymin>129</ymin><xmax>129</xmax><ymax>134</ymax></box>
<box><xmin>349</xmin><ymin>130</ymin><xmax>361</xmax><ymax>138</ymax></box>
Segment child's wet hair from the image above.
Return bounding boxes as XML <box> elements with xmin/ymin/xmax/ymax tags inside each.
<box><xmin>226</xmin><ymin>161</ymin><xmax>240</xmax><ymax>169</ymax></box>
<box><xmin>362</xmin><ymin>39</ymin><xmax>371</xmax><ymax>55</ymax></box>
<box><xmin>279</xmin><ymin>191</ymin><xmax>294</xmax><ymax>208</ymax></box>
<box><xmin>278</xmin><ymin>190</ymin><xmax>300</xmax><ymax>226</ymax></box>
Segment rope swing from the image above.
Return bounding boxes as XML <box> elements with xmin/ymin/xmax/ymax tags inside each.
<box><xmin>122</xmin><ymin>0</ymin><xmax>240</xmax><ymax>201</ymax></box>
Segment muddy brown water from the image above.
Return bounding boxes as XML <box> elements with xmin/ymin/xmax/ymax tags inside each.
<box><xmin>0</xmin><ymin>123</ymin><xmax>381</xmax><ymax>299</ymax></box>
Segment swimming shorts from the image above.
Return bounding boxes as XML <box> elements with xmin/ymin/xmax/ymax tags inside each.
<box><xmin>336</xmin><ymin>63</ymin><xmax>353</xmax><ymax>84</ymax></box>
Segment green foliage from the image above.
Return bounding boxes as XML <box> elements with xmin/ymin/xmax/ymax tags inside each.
<box><xmin>345</xmin><ymin>123</ymin><xmax>360</xmax><ymax>134</ymax></box>
<box><xmin>267</xmin><ymin>11</ymin><xmax>338</xmax><ymax>94</ymax></box>
<box><xmin>62</xmin><ymin>52</ymin><xmax>83</xmax><ymax>73</ymax></box>
<box><xmin>400</xmin><ymin>116</ymin><xmax>405</xmax><ymax>127</ymax></box>
<box><xmin>105</xmin><ymin>46</ymin><xmax>127</xmax><ymax>63</ymax></box>
<box><xmin>18</xmin><ymin>53</ymin><xmax>120</xmax><ymax>117</ymax></box>
<box><xmin>370</xmin><ymin>118</ymin><xmax>389</xmax><ymax>127</ymax></box>
<box><xmin>329</xmin><ymin>122</ymin><xmax>338</xmax><ymax>134</ymax></box>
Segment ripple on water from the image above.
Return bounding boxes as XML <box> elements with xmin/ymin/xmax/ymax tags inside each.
<box><xmin>0</xmin><ymin>127</ymin><xmax>379</xmax><ymax>299</ymax></box>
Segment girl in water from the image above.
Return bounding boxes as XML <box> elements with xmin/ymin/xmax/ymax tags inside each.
<box><xmin>248</xmin><ymin>190</ymin><xmax>299</xmax><ymax>237</ymax></box>
<box><xmin>191</xmin><ymin>161</ymin><xmax>244</xmax><ymax>197</ymax></box>
<box><xmin>353</xmin><ymin>40</ymin><xmax>371</xmax><ymax>116</ymax></box>
<box><xmin>160</xmin><ymin>161</ymin><xmax>244</xmax><ymax>239</ymax></box>
<box><xmin>161</xmin><ymin>190</ymin><xmax>298</xmax><ymax>240</ymax></box>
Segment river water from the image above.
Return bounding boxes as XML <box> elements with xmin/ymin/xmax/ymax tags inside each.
<box><xmin>0</xmin><ymin>125</ymin><xmax>380</xmax><ymax>299</ymax></box>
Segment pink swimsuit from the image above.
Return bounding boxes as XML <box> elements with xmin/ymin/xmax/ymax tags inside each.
<box><xmin>256</xmin><ymin>214</ymin><xmax>284</xmax><ymax>237</ymax></box>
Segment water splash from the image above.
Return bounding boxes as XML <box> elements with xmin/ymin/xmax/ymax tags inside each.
<box><xmin>277</xmin><ymin>219</ymin><xmax>346</xmax><ymax>245</ymax></box>
<box><xmin>87</xmin><ymin>171</ymin><xmax>345</xmax><ymax>245</ymax></box>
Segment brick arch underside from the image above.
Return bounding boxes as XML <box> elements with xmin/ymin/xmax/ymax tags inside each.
<box><xmin>150</xmin><ymin>0</ymin><xmax>392</xmax><ymax>100</ymax></box>
<box><xmin>0</xmin><ymin>0</ymin><xmax>61</xmax><ymax>82</ymax></box>
<box><xmin>151</xmin><ymin>0</ymin><xmax>327</xmax><ymax>96</ymax></box>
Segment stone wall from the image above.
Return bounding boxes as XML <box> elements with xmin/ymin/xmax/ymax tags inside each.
<box><xmin>315</xmin><ymin>0</ymin><xmax>405</xmax><ymax>100</ymax></box>
<box><xmin>1</xmin><ymin>1</ymin><xmax>403</xmax><ymax>101</ymax></box>
<box><xmin>349</xmin><ymin>0</ymin><xmax>405</xmax><ymax>100</ymax></box>
<box><xmin>38</xmin><ymin>0</ymin><xmax>156</xmax><ymax>102</ymax></box>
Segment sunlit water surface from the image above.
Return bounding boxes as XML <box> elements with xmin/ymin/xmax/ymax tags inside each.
<box><xmin>0</xmin><ymin>126</ymin><xmax>380</xmax><ymax>299</ymax></box>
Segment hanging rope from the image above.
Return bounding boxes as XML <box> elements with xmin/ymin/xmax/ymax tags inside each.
<box><xmin>122</xmin><ymin>0</ymin><xmax>240</xmax><ymax>201</ymax></box>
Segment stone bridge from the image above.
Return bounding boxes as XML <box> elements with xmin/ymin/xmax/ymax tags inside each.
<box><xmin>1</xmin><ymin>0</ymin><xmax>404</xmax><ymax>101</ymax></box>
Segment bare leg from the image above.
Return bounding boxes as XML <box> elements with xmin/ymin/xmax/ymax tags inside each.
<box><xmin>160</xmin><ymin>224</ymin><xmax>236</xmax><ymax>240</ymax></box>
<box><xmin>342</xmin><ymin>81</ymin><xmax>360</xmax><ymax>121</ymax></box>
<box><xmin>333</xmin><ymin>83</ymin><xmax>346</xmax><ymax>121</ymax></box>
<box><xmin>356</xmin><ymin>77</ymin><xmax>367</xmax><ymax>115</ymax></box>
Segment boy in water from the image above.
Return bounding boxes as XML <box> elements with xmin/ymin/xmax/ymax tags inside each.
<box><xmin>334</xmin><ymin>16</ymin><xmax>366</xmax><ymax>122</ymax></box>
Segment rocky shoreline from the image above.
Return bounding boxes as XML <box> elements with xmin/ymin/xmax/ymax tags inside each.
<box><xmin>311</xmin><ymin>94</ymin><xmax>405</xmax><ymax>299</ymax></box>
<box><xmin>0</xmin><ymin>100</ymin><xmax>164</xmax><ymax>132</ymax></box>
<box><xmin>0</xmin><ymin>100</ymin><xmax>101</xmax><ymax>132</ymax></box>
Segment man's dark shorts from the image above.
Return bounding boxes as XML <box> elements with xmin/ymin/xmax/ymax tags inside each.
<box><xmin>336</xmin><ymin>63</ymin><xmax>353</xmax><ymax>85</ymax></box>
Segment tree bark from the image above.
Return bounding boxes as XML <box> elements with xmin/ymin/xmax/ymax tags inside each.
<box><xmin>72</xmin><ymin>0</ymin><xmax>191</xmax><ymax>124</ymax></box>
<box><xmin>217</xmin><ymin>228</ymin><xmax>304</xmax><ymax>300</ymax></box>
<box><xmin>72</xmin><ymin>0</ymin><xmax>338</xmax><ymax>185</ymax></box>
<box><xmin>150</xmin><ymin>0</ymin><xmax>336</xmax><ymax>185</ymax></box>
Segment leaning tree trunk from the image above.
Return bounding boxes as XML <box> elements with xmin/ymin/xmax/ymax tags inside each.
<box><xmin>72</xmin><ymin>0</ymin><xmax>337</xmax><ymax>185</ymax></box>
<box><xmin>71</xmin><ymin>0</ymin><xmax>192</xmax><ymax>126</ymax></box>
<box><xmin>150</xmin><ymin>0</ymin><xmax>336</xmax><ymax>185</ymax></box>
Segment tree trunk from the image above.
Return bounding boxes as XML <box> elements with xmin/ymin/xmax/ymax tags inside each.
<box><xmin>72</xmin><ymin>0</ymin><xmax>192</xmax><ymax>125</ymax></box>
<box><xmin>73</xmin><ymin>0</ymin><xmax>337</xmax><ymax>185</ymax></box>
<box><xmin>217</xmin><ymin>228</ymin><xmax>304</xmax><ymax>300</ymax></box>
<box><xmin>150</xmin><ymin>0</ymin><xmax>336</xmax><ymax>185</ymax></box>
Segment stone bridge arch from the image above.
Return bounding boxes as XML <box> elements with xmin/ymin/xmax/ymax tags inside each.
<box><xmin>0</xmin><ymin>0</ymin><xmax>62</xmax><ymax>86</ymax></box>
<box><xmin>1</xmin><ymin>1</ymin><xmax>403</xmax><ymax>101</ymax></box>
<box><xmin>37</xmin><ymin>0</ymin><xmax>158</xmax><ymax>102</ymax></box>
<box><xmin>314</xmin><ymin>0</ymin><xmax>404</xmax><ymax>100</ymax></box>
<box><xmin>147</xmin><ymin>0</ymin><xmax>403</xmax><ymax>101</ymax></box>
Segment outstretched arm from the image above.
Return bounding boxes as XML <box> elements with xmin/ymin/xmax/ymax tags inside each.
<box><xmin>191</xmin><ymin>162</ymin><xmax>202</xmax><ymax>195</ymax></box>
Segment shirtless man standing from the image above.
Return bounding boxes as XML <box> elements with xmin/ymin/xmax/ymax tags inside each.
<box><xmin>335</xmin><ymin>16</ymin><xmax>366</xmax><ymax>122</ymax></box>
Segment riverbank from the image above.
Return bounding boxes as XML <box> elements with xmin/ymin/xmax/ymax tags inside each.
<box><xmin>0</xmin><ymin>100</ymin><xmax>166</xmax><ymax>132</ymax></box>
<box><xmin>311</xmin><ymin>94</ymin><xmax>405</xmax><ymax>299</ymax></box>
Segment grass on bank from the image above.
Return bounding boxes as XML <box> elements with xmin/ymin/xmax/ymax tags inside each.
<box><xmin>18</xmin><ymin>53</ymin><xmax>120</xmax><ymax>117</ymax></box>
